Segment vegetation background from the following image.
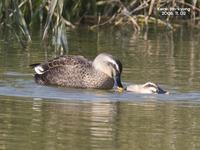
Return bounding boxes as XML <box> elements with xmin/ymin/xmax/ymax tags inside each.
<box><xmin>0</xmin><ymin>0</ymin><xmax>199</xmax><ymax>51</ymax></box>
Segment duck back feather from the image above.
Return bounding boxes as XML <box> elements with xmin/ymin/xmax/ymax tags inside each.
<box><xmin>31</xmin><ymin>55</ymin><xmax>114</xmax><ymax>89</ymax></box>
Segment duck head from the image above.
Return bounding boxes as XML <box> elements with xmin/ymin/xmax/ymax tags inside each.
<box><xmin>126</xmin><ymin>82</ymin><xmax>168</xmax><ymax>94</ymax></box>
<box><xmin>93</xmin><ymin>53</ymin><xmax>123</xmax><ymax>91</ymax></box>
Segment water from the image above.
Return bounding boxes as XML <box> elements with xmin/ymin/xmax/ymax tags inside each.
<box><xmin>0</xmin><ymin>27</ymin><xmax>200</xmax><ymax>150</ymax></box>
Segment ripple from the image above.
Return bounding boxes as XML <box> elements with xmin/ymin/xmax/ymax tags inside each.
<box><xmin>0</xmin><ymin>73</ymin><xmax>200</xmax><ymax>102</ymax></box>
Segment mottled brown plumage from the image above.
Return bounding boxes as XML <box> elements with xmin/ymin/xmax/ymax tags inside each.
<box><xmin>31</xmin><ymin>53</ymin><xmax>123</xmax><ymax>89</ymax></box>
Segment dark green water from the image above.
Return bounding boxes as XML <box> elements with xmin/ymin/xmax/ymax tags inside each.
<box><xmin>0</xmin><ymin>27</ymin><xmax>200</xmax><ymax>150</ymax></box>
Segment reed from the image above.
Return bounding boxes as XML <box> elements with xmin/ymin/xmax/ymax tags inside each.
<box><xmin>0</xmin><ymin>0</ymin><xmax>199</xmax><ymax>50</ymax></box>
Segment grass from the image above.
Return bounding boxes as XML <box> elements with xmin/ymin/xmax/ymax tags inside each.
<box><xmin>0</xmin><ymin>0</ymin><xmax>199</xmax><ymax>50</ymax></box>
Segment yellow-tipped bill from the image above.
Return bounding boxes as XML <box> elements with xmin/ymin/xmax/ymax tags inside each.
<box><xmin>117</xmin><ymin>86</ymin><xmax>124</xmax><ymax>92</ymax></box>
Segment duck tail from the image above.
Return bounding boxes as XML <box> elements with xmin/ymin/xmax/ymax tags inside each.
<box><xmin>30</xmin><ymin>63</ymin><xmax>46</xmax><ymax>75</ymax></box>
<box><xmin>30</xmin><ymin>63</ymin><xmax>41</xmax><ymax>68</ymax></box>
<box><xmin>34</xmin><ymin>74</ymin><xmax>45</xmax><ymax>85</ymax></box>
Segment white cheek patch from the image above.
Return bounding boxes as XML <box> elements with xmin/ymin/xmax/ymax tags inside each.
<box><xmin>34</xmin><ymin>65</ymin><xmax>44</xmax><ymax>74</ymax></box>
<box><xmin>106</xmin><ymin>56</ymin><xmax>119</xmax><ymax>72</ymax></box>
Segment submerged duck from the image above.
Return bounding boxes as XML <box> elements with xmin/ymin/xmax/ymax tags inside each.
<box><xmin>126</xmin><ymin>82</ymin><xmax>168</xmax><ymax>94</ymax></box>
<box><xmin>30</xmin><ymin>53</ymin><xmax>123</xmax><ymax>90</ymax></box>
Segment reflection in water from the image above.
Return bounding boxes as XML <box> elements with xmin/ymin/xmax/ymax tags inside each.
<box><xmin>90</xmin><ymin>102</ymin><xmax>116</xmax><ymax>149</ymax></box>
<box><xmin>120</xmin><ymin>28</ymin><xmax>200</xmax><ymax>92</ymax></box>
<box><xmin>0</xmin><ymin>97</ymin><xmax>200</xmax><ymax>150</ymax></box>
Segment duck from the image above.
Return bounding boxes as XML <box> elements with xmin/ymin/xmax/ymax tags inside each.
<box><xmin>126</xmin><ymin>82</ymin><xmax>168</xmax><ymax>94</ymax></box>
<box><xmin>30</xmin><ymin>53</ymin><xmax>123</xmax><ymax>90</ymax></box>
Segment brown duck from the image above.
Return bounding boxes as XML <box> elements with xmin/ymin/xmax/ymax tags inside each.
<box><xmin>30</xmin><ymin>53</ymin><xmax>123</xmax><ymax>90</ymax></box>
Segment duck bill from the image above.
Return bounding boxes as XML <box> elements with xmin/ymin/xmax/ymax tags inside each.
<box><xmin>157</xmin><ymin>86</ymin><xmax>168</xmax><ymax>94</ymax></box>
<box><xmin>115</xmin><ymin>74</ymin><xmax>123</xmax><ymax>92</ymax></box>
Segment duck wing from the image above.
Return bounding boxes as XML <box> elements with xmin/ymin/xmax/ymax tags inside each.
<box><xmin>31</xmin><ymin>55</ymin><xmax>92</xmax><ymax>87</ymax></box>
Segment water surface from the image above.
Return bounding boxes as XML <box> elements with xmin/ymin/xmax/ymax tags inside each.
<box><xmin>0</xmin><ymin>27</ymin><xmax>200</xmax><ymax>150</ymax></box>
